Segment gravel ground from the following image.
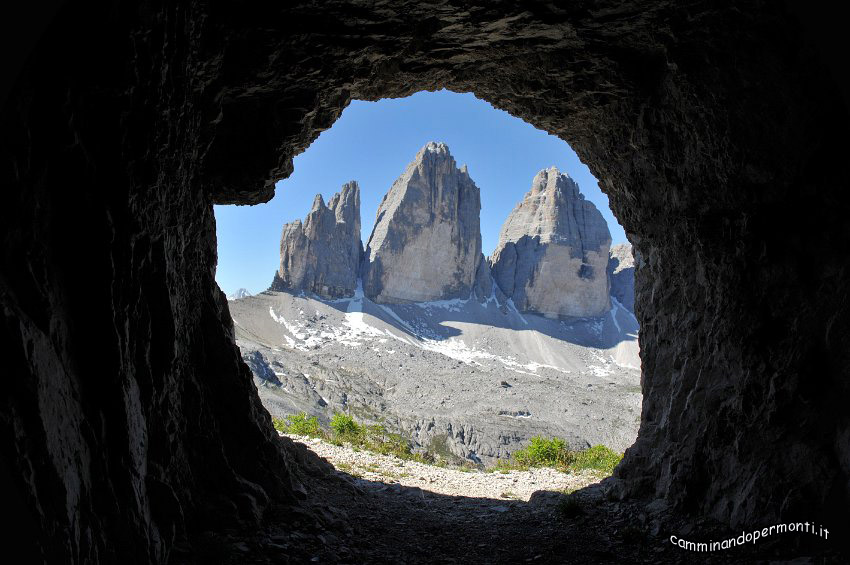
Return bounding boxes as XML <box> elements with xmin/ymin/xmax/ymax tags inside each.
<box><xmin>179</xmin><ymin>435</ymin><xmax>839</xmax><ymax>564</ymax></box>
<box><xmin>284</xmin><ymin>433</ymin><xmax>601</xmax><ymax>501</ymax></box>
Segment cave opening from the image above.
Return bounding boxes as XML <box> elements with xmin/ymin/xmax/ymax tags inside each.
<box><xmin>2</xmin><ymin>2</ymin><xmax>848</xmax><ymax>562</ymax></box>
<box><xmin>215</xmin><ymin>89</ymin><xmax>641</xmax><ymax>477</ymax></box>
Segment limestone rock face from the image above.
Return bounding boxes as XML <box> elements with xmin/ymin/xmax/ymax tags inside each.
<box><xmin>472</xmin><ymin>254</ymin><xmax>494</xmax><ymax>301</ymax></box>
<box><xmin>362</xmin><ymin>142</ymin><xmax>482</xmax><ymax>303</ymax></box>
<box><xmin>272</xmin><ymin>182</ymin><xmax>361</xmax><ymax>298</ymax></box>
<box><xmin>491</xmin><ymin>168</ymin><xmax>611</xmax><ymax>318</ymax></box>
<box><xmin>608</xmin><ymin>243</ymin><xmax>637</xmax><ymax>313</ymax></box>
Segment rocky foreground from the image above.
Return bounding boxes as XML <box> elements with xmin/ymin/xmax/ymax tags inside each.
<box><xmin>191</xmin><ymin>434</ymin><xmax>779</xmax><ymax>564</ymax></box>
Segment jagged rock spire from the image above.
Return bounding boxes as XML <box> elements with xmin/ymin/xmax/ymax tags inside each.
<box><xmin>272</xmin><ymin>181</ymin><xmax>362</xmax><ymax>298</ymax></box>
<box><xmin>362</xmin><ymin>142</ymin><xmax>487</xmax><ymax>303</ymax></box>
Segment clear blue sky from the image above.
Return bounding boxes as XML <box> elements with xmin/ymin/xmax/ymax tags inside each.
<box><xmin>215</xmin><ymin>90</ymin><xmax>626</xmax><ymax>296</ymax></box>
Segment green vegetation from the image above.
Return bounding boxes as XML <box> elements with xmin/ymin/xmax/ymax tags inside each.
<box><xmin>570</xmin><ymin>445</ymin><xmax>622</xmax><ymax>475</ymax></box>
<box><xmin>513</xmin><ymin>437</ymin><xmax>571</xmax><ymax>468</ymax></box>
<box><xmin>272</xmin><ymin>413</ymin><xmax>322</xmax><ymax>437</ymax></box>
<box><xmin>486</xmin><ymin>436</ymin><xmax>623</xmax><ymax>477</ymax></box>
<box><xmin>330</xmin><ymin>412</ymin><xmax>361</xmax><ymax>438</ymax></box>
<box><xmin>364</xmin><ymin>423</ymin><xmax>413</xmax><ymax>459</ymax></box>
<box><xmin>275</xmin><ymin>414</ymin><xmax>620</xmax><ymax>478</ymax></box>
<box><xmin>421</xmin><ymin>434</ymin><xmax>468</xmax><ymax>467</ymax></box>
<box><xmin>276</xmin><ymin>411</ymin><xmax>416</xmax><ymax>460</ymax></box>
<box><xmin>336</xmin><ymin>462</ymin><xmax>353</xmax><ymax>473</ymax></box>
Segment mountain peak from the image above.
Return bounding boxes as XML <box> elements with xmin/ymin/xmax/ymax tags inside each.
<box><xmin>490</xmin><ymin>169</ymin><xmax>611</xmax><ymax>318</ymax></box>
<box><xmin>310</xmin><ymin>193</ymin><xmax>326</xmax><ymax>212</ymax></box>
<box><xmin>420</xmin><ymin>141</ymin><xmax>450</xmax><ymax>156</ymax></box>
<box><xmin>227</xmin><ymin>288</ymin><xmax>251</xmax><ymax>301</ymax></box>
<box><xmin>363</xmin><ymin>142</ymin><xmax>483</xmax><ymax>303</ymax></box>
<box><xmin>273</xmin><ymin>182</ymin><xmax>362</xmax><ymax>299</ymax></box>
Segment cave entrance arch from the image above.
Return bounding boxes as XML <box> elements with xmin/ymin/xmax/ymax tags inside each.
<box><xmin>3</xmin><ymin>2</ymin><xmax>848</xmax><ymax>561</ymax></box>
<box><xmin>217</xmin><ymin>88</ymin><xmax>641</xmax><ymax>470</ymax></box>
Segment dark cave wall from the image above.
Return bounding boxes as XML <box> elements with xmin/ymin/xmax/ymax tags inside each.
<box><xmin>0</xmin><ymin>3</ymin><xmax>298</xmax><ymax>562</ymax></box>
<box><xmin>1</xmin><ymin>0</ymin><xmax>848</xmax><ymax>562</ymax></box>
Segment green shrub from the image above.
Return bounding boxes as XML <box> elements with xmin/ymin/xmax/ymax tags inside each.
<box><xmin>486</xmin><ymin>438</ymin><xmax>622</xmax><ymax>476</ymax></box>
<box><xmin>511</xmin><ymin>436</ymin><xmax>571</xmax><ymax>468</ymax></box>
<box><xmin>274</xmin><ymin>412</ymin><xmax>322</xmax><ymax>437</ymax></box>
<box><xmin>570</xmin><ymin>445</ymin><xmax>622</xmax><ymax>475</ymax></box>
<box><xmin>330</xmin><ymin>412</ymin><xmax>363</xmax><ymax>441</ymax></box>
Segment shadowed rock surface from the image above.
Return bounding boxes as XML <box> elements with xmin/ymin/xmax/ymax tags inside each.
<box><xmin>362</xmin><ymin>142</ymin><xmax>483</xmax><ymax>303</ymax></box>
<box><xmin>2</xmin><ymin>1</ymin><xmax>848</xmax><ymax>562</ymax></box>
<box><xmin>491</xmin><ymin>167</ymin><xmax>612</xmax><ymax>318</ymax></box>
<box><xmin>608</xmin><ymin>244</ymin><xmax>637</xmax><ymax>313</ymax></box>
<box><xmin>272</xmin><ymin>182</ymin><xmax>361</xmax><ymax>298</ymax></box>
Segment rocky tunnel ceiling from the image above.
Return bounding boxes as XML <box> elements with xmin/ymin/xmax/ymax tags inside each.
<box><xmin>1</xmin><ymin>0</ymin><xmax>848</xmax><ymax>561</ymax></box>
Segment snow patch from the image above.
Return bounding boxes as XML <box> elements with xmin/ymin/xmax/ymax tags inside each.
<box><xmin>419</xmin><ymin>337</ymin><xmax>489</xmax><ymax>365</ymax></box>
<box><xmin>609</xmin><ymin>304</ymin><xmax>621</xmax><ymax>334</ymax></box>
<box><xmin>379</xmin><ymin>304</ymin><xmax>417</xmax><ymax>334</ymax></box>
<box><xmin>611</xmin><ymin>296</ymin><xmax>638</xmax><ymax>325</ymax></box>
<box><xmin>586</xmin><ymin>349</ymin><xmax>615</xmax><ymax>376</ymax></box>
<box><xmin>506</xmin><ymin>299</ymin><xmax>528</xmax><ymax>325</ymax></box>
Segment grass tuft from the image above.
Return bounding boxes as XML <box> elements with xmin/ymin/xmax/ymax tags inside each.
<box><xmin>485</xmin><ymin>437</ymin><xmax>623</xmax><ymax>477</ymax></box>
<box><xmin>513</xmin><ymin>437</ymin><xmax>571</xmax><ymax>468</ymax></box>
<box><xmin>272</xmin><ymin>413</ymin><xmax>322</xmax><ymax>438</ymax></box>
<box><xmin>570</xmin><ymin>445</ymin><xmax>622</xmax><ymax>475</ymax></box>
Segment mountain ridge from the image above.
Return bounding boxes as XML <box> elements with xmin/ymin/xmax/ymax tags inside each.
<box><xmin>274</xmin><ymin>142</ymin><xmax>616</xmax><ymax>316</ymax></box>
